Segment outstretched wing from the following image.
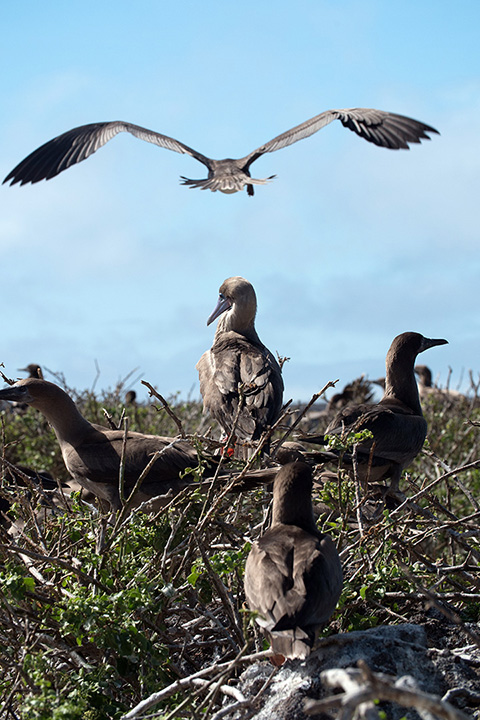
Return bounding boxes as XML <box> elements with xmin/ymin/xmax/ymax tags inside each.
<box><xmin>3</xmin><ymin>121</ymin><xmax>212</xmax><ymax>185</ymax></box>
<box><xmin>242</xmin><ymin>108</ymin><xmax>439</xmax><ymax>168</ymax></box>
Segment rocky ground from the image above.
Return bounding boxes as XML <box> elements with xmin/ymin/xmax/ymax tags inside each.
<box><xmin>229</xmin><ymin>611</ymin><xmax>480</xmax><ymax>720</ymax></box>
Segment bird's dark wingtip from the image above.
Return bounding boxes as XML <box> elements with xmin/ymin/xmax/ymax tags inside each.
<box><xmin>422</xmin><ymin>124</ymin><xmax>440</xmax><ymax>139</ymax></box>
<box><xmin>3</xmin><ymin>171</ymin><xmax>31</xmax><ymax>186</ymax></box>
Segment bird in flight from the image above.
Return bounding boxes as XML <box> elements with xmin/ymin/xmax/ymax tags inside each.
<box><xmin>3</xmin><ymin>108</ymin><xmax>439</xmax><ymax>196</ymax></box>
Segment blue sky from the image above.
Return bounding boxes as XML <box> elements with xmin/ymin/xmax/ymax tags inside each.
<box><xmin>1</xmin><ymin>1</ymin><xmax>479</xmax><ymax>402</ymax></box>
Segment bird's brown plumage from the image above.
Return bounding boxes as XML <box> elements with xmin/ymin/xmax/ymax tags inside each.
<box><xmin>197</xmin><ymin>277</ymin><xmax>284</xmax><ymax>456</ymax></box>
<box><xmin>244</xmin><ymin>462</ymin><xmax>342</xmax><ymax>660</ymax></box>
<box><xmin>302</xmin><ymin>332</ymin><xmax>448</xmax><ymax>491</ymax></box>
<box><xmin>0</xmin><ymin>378</ymin><xmax>201</xmax><ymax>511</ymax></box>
<box><xmin>18</xmin><ymin>363</ymin><xmax>43</xmax><ymax>379</ymax></box>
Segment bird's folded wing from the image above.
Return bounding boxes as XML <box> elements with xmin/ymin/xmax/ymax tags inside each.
<box><xmin>326</xmin><ymin>404</ymin><xmax>427</xmax><ymax>464</ymax></box>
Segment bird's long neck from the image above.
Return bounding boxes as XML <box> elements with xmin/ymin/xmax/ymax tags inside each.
<box><xmin>383</xmin><ymin>349</ymin><xmax>422</xmax><ymax>415</ymax></box>
<box><xmin>215</xmin><ymin>305</ymin><xmax>261</xmax><ymax>344</ymax></box>
<box><xmin>272</xmin><ymin>477</ymin><xmax>317</xmax><ymax>534</ymax></box>
<box><xmin>32</xmin><ymin>391</ymin><xmax>94</xmax><ymax>446</ymax></box>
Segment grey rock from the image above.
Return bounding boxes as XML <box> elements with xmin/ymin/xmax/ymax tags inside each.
<box><xmin>227</xmin><ymin>619</ymin><xmax>480</xmax><ymax>720</ymax></box>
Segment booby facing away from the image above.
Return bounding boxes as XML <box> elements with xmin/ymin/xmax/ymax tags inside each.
<box><xmin>0</xmin><ymin>378</ymin><xmax>203</xmax><ymax>512</ymax></box>
<box><xmin>3</xmin><ymin>108</ymin><xmax>438</xmax><ymax>195</ymax></box>
<box><xmin>196</xmin><ymin>277</ymin><xmax>284</xmax><ymax>456</ymax></box>
<box><xmin>303</xmin><ymin>333</ymin><xmax>448</xmax><ymax>491</ymax></box>
<box><xmin>244</xmin><ymin>462</ymin><xmax>342</xmax><ymax>661</ymax></box>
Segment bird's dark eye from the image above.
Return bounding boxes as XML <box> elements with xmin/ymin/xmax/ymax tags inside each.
<box><xmin>219</xmin><ymin>293</ymin><xmax>225</xmax><ymax>300</ymax></box>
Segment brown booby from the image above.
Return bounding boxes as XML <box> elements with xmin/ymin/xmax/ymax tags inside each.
<box><xmin>124</xmin><ymin>390</ymin><xmax>137</xmax><ymax>406</ymax></box>
<box><xmin>196</xmin><ymin>277</ymin><xmax>284</xmax><ymax>456</ymax></box>
<box><xmin>18</xmin><ymin>364</ymin><xmax>44</xmax><ymax>379</ymax></box>
<box><xmin>415</xmin><ymin>364</ymin><xmax>467</xmax><ymax>403</ymax></box>
<box><xmin>327</xmin><ymin>375</ymin><xmax>375</xmax><ymax>412</ymax></box>
<box><xmin>244</xmin><ymin>462</ymin><xmax>342</xmax><ymax>661</ymax></box>
<box><xmin>0</xmin><ymin>378</ymin><xmax>205</xmax><ymax>512</ymax></box>
<box><xmin>414</xmin><ymin>364</ymin><xmax>434</xmax><ymax>391</ymax></box>
<box><xmin>3</xmin><ymin>108</ymin><xmax>438</xmax><ymax>195</ymax></box>
<box><xmin>302</xmin><ymin>333</ymin><xmax>448</xmax><ymax>491</ymax></box>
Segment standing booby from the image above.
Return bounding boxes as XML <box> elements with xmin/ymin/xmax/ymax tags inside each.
<box><xmin>302</xmin><ymin>333</ymin><xmax>448</xmax><ymax>491</ymax></box>
<box><xmin>3</xmin><ymin>108</ymin><xmax>438</xmax><ymax>195</ymax></box>
<box><xmin>0</xmin><ymin>378</ymin><xmax>203</xmax><ymax>511</ymax></box>
<box><xmin>244</xmin><ymin>462</ymin><xmax>342</xmax><ymax>661</ymax></box>
<box><xmin>197</xmin><ymin>277</ymin><xmax>284</xmax><ymax>456</ymax></box>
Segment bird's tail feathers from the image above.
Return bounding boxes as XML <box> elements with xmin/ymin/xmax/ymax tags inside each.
<box><xmin>269</xmin><ymin>627</ymin><xmax>313</xmax><ymax>660</ymax></box>
<box><xmin>179</xmin><ymin>175</ymin><xmax>275</xmax><ymax>194</ymax></box>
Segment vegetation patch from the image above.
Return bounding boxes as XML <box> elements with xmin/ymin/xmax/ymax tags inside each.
<box><xmin>1</xmin><ymin>381</ymin><xmax>480</xmax><ymax>718</ymax></box>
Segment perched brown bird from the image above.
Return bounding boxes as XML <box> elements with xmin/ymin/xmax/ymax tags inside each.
<box><xmin>414</xmin><ymin>364</ymin><xmax>435</xmax><ymax>391</ymax></box>
<box><xmin>3</xmin><ymin>108</ymin><xmax>438</xmax><ymax>196</ymax></box>
<box><xmin>301</xmin><ymin>333</ymin><xmax>448</xmax><ymax>492</ymax></box>
<box><xmin>415</xmin><ymin>364</ymin><xmax>469</xmax><ymax>405</ymax></box>
<box><xmin>124</xmin><ymin>390</ymin><xmax>137</xmax><ymax>406</ymax></box>
<box><xmin>244</xmin><ymin>462</ymin><xmax>342</xmax><ymax>661</ymax></box>
<box><xmin>0</xmin><ymin>378</ymin><xmax>205</xmax><ymax>512</ymax></box>
<box><xmin>197</xmin><ymin>277</ymin><xmax>284</xmax><ymax>457</ymax></box>
<box><xmin>327</xmin><ymin>375</ymin><xmax>375</xmax><ymax>412</ymax></box>
<box><xmin>18</xmin><ymin>363</ymin><xmax>44</xmax><ymax>379</ymax></box>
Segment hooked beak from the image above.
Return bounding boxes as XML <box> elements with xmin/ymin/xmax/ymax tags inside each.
<box><xmin>207</xmin><ymin>296</ymin><xmax>232</xmax><ymax>326</ymax></box>
<box><xmin>420</xmin><ymin>337</ymin><xmax>448</xmax><ymax>353</ymax></box>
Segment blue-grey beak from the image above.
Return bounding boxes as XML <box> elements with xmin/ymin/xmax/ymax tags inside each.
<box><xmin>207</xmin><ymin>295</ymin><xmax>232</xmax><ymax>326</ymax></box>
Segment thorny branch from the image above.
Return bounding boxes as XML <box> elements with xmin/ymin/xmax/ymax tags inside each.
<box><xmin>1</xmin><ymin>383</ymin><xmax>480</xmax><ymax>717</ymax></box>
<box><xmin>142</xmin><ymin>380</ymin><xmax>186</xmax><ymax>438</ymax></box>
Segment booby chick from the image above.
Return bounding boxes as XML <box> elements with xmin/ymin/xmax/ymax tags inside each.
<box><xmin>302</xmin><ymin>333</ymin><xmax>448</xmax><ymax>492</ymax></box>
<box><xmin>244</xmin><ymin>462</ymin><xmax>342</xmax><ymax>661</ymax></box>
<box><xmin>0</xmin><ymin>378</ymin><xmax>203</xmax><ymax>512</ymax></box>
<box><xmin>196</xmin><ymin>277</ymin><xmax>284</xmax><ymax>457</ymax></box>
<box><xmin>3</xmin><ymin>108</ymin><xmax>438</xmax><ymax>195</ymax></box>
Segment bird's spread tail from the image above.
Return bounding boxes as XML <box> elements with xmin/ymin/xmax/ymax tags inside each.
<box><xmin>179</xmin><ymin>175</ymin><xmax>275</xmax><ymax>194</ymax></box>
